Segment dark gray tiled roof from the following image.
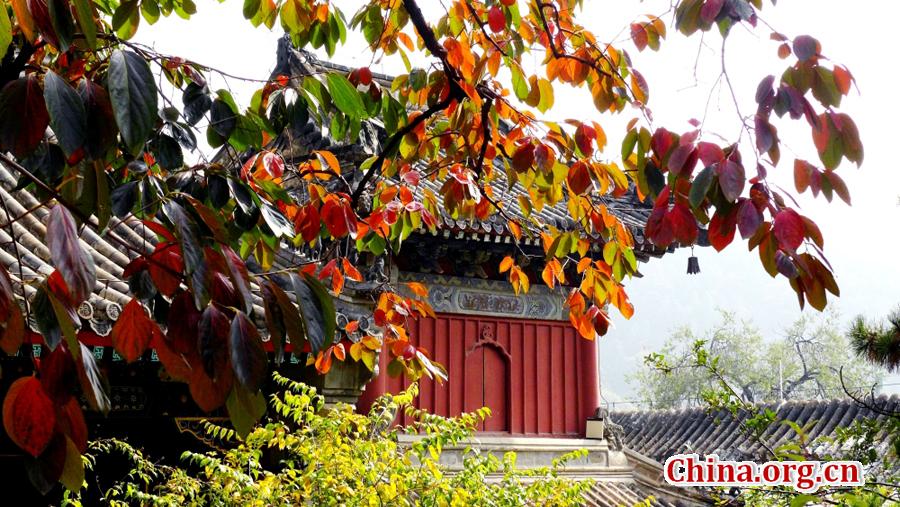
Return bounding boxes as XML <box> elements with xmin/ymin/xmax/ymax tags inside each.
<box><xmin>612</xmin><ymin>396</ymin><xmax>900</xmax><ymax>463</ymax></box>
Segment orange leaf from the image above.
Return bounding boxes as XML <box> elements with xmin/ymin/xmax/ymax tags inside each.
<box><xmin>333</xmin><ymin>343</ymin><xmax>346</xmax><ymax>361</ymax></box>
<box><xmin>499</xmin><ymin>255</ymin><xmax>514</xmax><ymax>273</ymax></box>
<box><xmin>342</xmin><ymin>258</ymin><xmax>363</xmax><ymax>282</ymax></box>
<box><xmin>541</xmin><ymin>263</ymin><xmax>556</xmax><ymax>289</ymax></box>
<box><xmin>314</xmin><ymin>150</ymin><xmax>341</xmax><ymax>174</ymax></box>
<box><xmin>405</xmin><ymin>282</ymin><xmax>429</xmax><ymax>298</ymax></box>
<box><xmin>508</xmin><ymin>220</ymin><xmax>522</xmax><ymax>240</ymax></box>
<box><xmin>315</xmin><ymin>349</ymin><xmax>333</xmax><ymax>373</ymax></box>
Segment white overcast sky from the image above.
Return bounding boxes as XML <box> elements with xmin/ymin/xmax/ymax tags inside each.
<box><xmin>136</xmin><ymin>1</ymin><xmax>900</xmax><ymax>401</ymax></box>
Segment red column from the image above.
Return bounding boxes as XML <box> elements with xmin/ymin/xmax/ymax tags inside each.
<box><xmin>578</xmin><ymin>337</ymin><xmax>600</xmax><ymax>436</ymax></box>
<box><xmin>356</xmin><ymin>350</ymin><xmax>390</xmax><ymax>414</ymax></box>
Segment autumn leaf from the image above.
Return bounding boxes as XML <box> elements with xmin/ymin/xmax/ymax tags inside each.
<box><xmin>773</xmin><ymin>209</ymin><xmax>805</xmax><ymax>251</ymax></box>
<box><xmin>229</xmin><ymin>311</ymin><xmax>267</xmax><ymax>392</ymax></box>
<box><xmin>111</xmin><ymin>299</ymin><xmax>159</xmax><ymax>362</ymax></box>
<box><xmin>47</xmin><ymin>205</ymin><xmax>96</xmax><ymax>303</ymax></box>
<box><xmin>3</xmin><ymin>377</ymin><xmax>56</xmax><ymax>457</ymax></box>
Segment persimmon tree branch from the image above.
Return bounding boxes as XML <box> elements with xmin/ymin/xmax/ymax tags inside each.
<box><xmin>350</xmin><ymin>93</ymin><xmax>457</xmax><ymax>208</ymax></box>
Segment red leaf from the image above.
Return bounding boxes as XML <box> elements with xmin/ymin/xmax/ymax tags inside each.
<box><xmin>342</xmin><ymin>258</ymin><xmax>363</xmax><ymax>282</ymax></box>
<box><xmin>39</xmin><ymin>344</ymin><xmax>76</xmax><ymax>404</ymax></box>
<box><xmin>294</xmin><ymin>204</ymin><xmax>321</xmax><ymax>243</ymax></box>
<box><xmin>511</xmin><ymin>143</ymin><xmax>535</xmax><ymax>172</ymax></box>
<box><xmin>667</xmin><ymin>144</ymin><xmax>694</xmax><ymax>175</ymax></box>
<box><xmin>716</xmin><ymin>160</ymin><xmax>745</xmax><ymax>202</ymax></box>
<box><xmin>696</xmin><ymin>142</ymin><xmax>724</xmax><ymax>167</ymax></box>
<box><xmin>567</xmin><ymin>161</ymin><xmax>592</xmax><ymax>195</ymax></box>
<box><xmin>111</xmin><ymin>299</ymin><xmax>158</xmax><ymax>363</ymax></box>
<box><xmin>321</xmin><ymin>197</ymin><xmax>350</xmax><ymax>238</ymax></box>
<box><xmin>708</xmin><ymin>208</ymin><xmax>737</xmax><ymax>251</ymax></box>
<box><xmin>833</xmin><ymin>66</ymin><xmax>852</xmax><ymax>95</ymax></box>
<box><xmin>651</xmin><ymin>128</ymin><xmax>676</xmax><ymax>159</ymax></box>
<box><xmin>488</xmin><ymin>5</ymin><xmax>505</xmax><ymax>33</ymax></box>
<box><xmin>57</xmin><ymin>398</ymin><xmax>87</xmax><ymax>453</ymax></box>
<box><xmin>141</xmin><ymin>220</ymin><xmax>178</xmax><ymax>243</ymax></box>
<box><xmin>263</xmin><ymin>152</ymin><xmax>285</xmax><ymax>178</ymax></box>
<box><xmin>575</xmin><ymin>123</ymin><xmax>595</xmax><ymax>154</ymax></box>
<box><xmin>151</xmin><ymin>329</ymin><xmax>193</xmax><ymax>381</ymax></box>
<box><xmin>736</xmin><ymin>199</ymin><xmax>763</xmax><ymax>240</ymax></box>
<box><xmin>2</xmin><ymin>377</ymin><xmax>56</xmax><ymax>457</ymax></box>
<box><xmin>700</xmin><ymin>0</ymin><xmax>724</xmax><ymax>23</ymax></box>
<box><xmin>47</xmin><ymin>205</ymin><xmax>96</xmax><ymax>303</ymax></box>
<box><xmin>166</xmin><ymin>291</ymin><xmax>201</xmax><ymax>354</ymax></box>
<box><xmin>630</xmin><ymin>23</ymin><xmax>648</xmax><ymax>51</ymax></box>
<box><xmin>668</xmin><ymin>203</ymin><xmax>698</xmax><ymax>245</ymax></box>
<box><xmin>189</xmin><ymin>364</ymin><xmax>232</xmax><ymax>412</ymax></box>
<box><xmin>148</xmin><ymin>243</ymin><xmax>184</xmax><ymax>297</ymax></box>
<box><xmin>0</xmin><ymin>75</ymin><xmax>50</xmax><ymax>157</ymax></box>
<box><xmin>793</xmin><ymin>159</ymin><xmax>814</xmax><ymax>193</ymax></box>
<box><xmin>645</xmin><ymin>204</ymin><xmax>674</xmax><ymax>248</ymax></box>
<box><xmin>773</xmin><ymin>209</ymin><xmax>804</xmax><ymax>251</ymax></box>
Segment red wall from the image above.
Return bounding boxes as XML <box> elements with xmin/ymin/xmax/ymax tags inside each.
<box><xmin>385</xmin><ymin>313</ymin><xmax>590</xmax><ymax>436</ymax></box>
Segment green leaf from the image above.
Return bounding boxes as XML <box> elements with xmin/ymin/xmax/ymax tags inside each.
<box><xmin>325</xmin><ymin>73</ymin><xmax>366</xmax><ymax>120</ymax></box>
<box><xmin>112</xmin><ymin>1</ymin><xmax>140</xmax><ymax>39</ymax></box>
<box><xmin>43</xmin><ymin>71</ymin><xmax>87</xmax><ymax>157</ymax></box>
<box><xmin>108</xmin><ymin>50</ymin><xmax>158</xmax><ymax>155</ymax></box>
<box><xmin>93</xmin><ymin>162</ymin><xmax>111</xmax><ymax>231</ymax></box>
<box><xmin>48</xmin><ymin>0</ymin><xmax>76</xmax><ymax>52</ymax></box>
<box><xmin>790</xmin><ymin>495</ymin><xmax>819</xmax><ymax>507</ymax></box>
<box><xmin>60</xmin><ymin>436</ymin><xmax>85</xmax><ymax>491</ymax></box>
<box><xmin>689</xmin><ymin>165</ymin><xmax>715</xmax><ymax>208</ymax></box>
<box><xmin>536</xmin><ymin>78</ymin><xmax>554</xmax><ymax>113</ymax></box>
<box><xmin>226</xmin><ymin>384</ymin><xmax>266</xmax><ymax>439</ymax></box>
<box><xmin>0</xmin><ymin>4</ymin><xmax>11</xmax><ymax>60</ymax></box>
<box><xmin>291</xmin><ymin>273</ymin><xmax>336</xmax><ymax>355</ymax></box>
<box><xmin>72</xmin><ymin>0</ymin><xmax>97</xmax><ymax>49</ymax></box>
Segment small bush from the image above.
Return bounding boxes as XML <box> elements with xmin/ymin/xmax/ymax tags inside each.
<box><xmin>63</xmin><ymin>373</ymin><xmax>591</xmax><ymax>506</ymax></box>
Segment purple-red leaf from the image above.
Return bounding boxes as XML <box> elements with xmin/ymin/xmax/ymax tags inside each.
<box><xmin>199</xmin><ymin>304</ymin><xmax>230</xmax><ymax>381</ymax></box>
<box><xmin>736</xmin><ymin>199</ymin><xmax>762</xmax><ymax>240</ymax></box>
<box><xmin>773</xmin><ymin>209</ymin><xmax>805</xmax><ymax>251</ymax></box>
<box><xmin>0</xmin><ymin>75</ymin><xmax>49</xmax><ymax>157</ymax></box>
<box><xmin>717</xmin><ymin>160</ymin><xmax>745</xmax><ymax>202</ymax></box>
<box><xmin>47</xmin><ymin>205</ymin><xmax>96</xmax><ymax>303</ymax></box>
<box><xmin>229</xmin><ymin>312</ymin><xmax>267</xmax><ymax>393</ymax></box>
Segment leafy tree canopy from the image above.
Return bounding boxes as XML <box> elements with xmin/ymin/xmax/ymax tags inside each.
<box><xmin>0</xmin><ymin>0</ymin><xmax>863</xmax><ymax>490</ymax></box>
<box><xmin>632</xmin><ymin>309</ymin><xmax>883</xmax><ymax>409</ymax></box>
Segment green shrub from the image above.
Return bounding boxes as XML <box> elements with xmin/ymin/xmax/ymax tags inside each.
<box><xmin>63</xmin><ymin>373</ymin><xmax>591</xmax><ymax>506</ymax></box>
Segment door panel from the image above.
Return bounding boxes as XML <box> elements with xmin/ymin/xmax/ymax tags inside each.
<box><xmin>385</xmin><ymin>313</ymin><xmax>585</xmax><ymax>436</ymax></box>
<box><xmin>482</xmin><ymin>345</ymin><xmax>508</xmax><ymax>432</ymax></box>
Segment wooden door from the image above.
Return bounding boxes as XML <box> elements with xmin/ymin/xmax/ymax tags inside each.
<box><xmin>386</xmin><ymin>314</ymin><xmax>585</xmax><ymax>436</ymax></box>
